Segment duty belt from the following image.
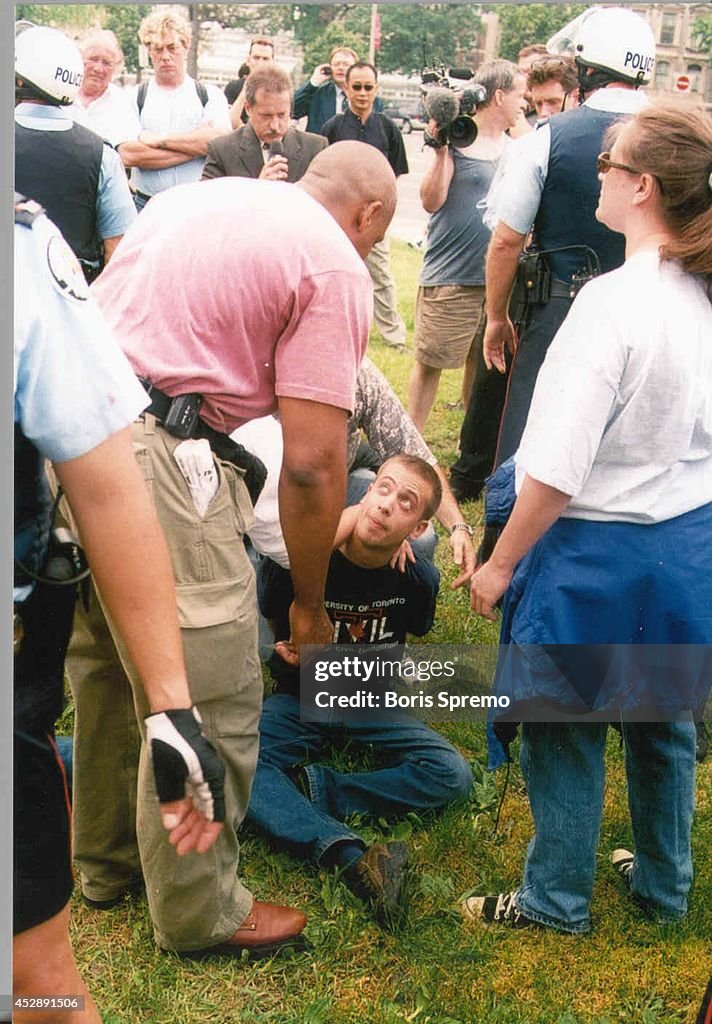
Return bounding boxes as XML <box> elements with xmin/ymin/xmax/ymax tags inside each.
<box><xmin>138</xmin><ymin>377</ymin><xmax>178</xmax><ymax>423</ymax></box>
<box><xmin>136</xmin><ymin>377</ymin><xmax>268</xmax><ymax>505</ymax></box>
<box><xmin>549</xmin><ymin>280</ymin><xmax>576</xmax><ymax>299</ymax></box>
<box><xmin>138</xmin><ymin>378</ymin><xmax>203</xmax><ymax>439</ymax></box>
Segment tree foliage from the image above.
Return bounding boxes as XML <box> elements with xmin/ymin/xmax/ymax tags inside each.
<box><xmin>299</xmin><ymin>13</ymin><xmax>368</xmax><ymax>74</ymax></box>
<box><xmin>490</xmin><ymin>3</ymin><xmax>586</xmax><ymax>63</ymax></box>
<box><xmin>693</xmin><ymin>13</ymin><xmax>712</xmax><ymax>55</ymax></box>
<box><xmin>19</xmin><ymin>4</ymin><xmax>604</xmax><ymax>78</ymax></box>
<box><xmin>15</xmin><ymin>4</ymin><xmax>104</xmax><ymax>32</ymax></box>
<box><xmin>285</xmin><ymin>4</ymin><xmax>481</xmax><ymax>74</ymax></box>
<box><xmin>195</xmin><ymin>4</ymin><xmax>256</xmax><ymax>29</ymax></box>
<box><xmin>194</xmin><ymin>3</ymin><xmax>480</xmax><ymax>74</ymax></box>
<box><xmin>377</xmin><ymin>4</ymin><xmax>482</xmax><ymax>74</ymax></box>
<box><xmin>15</xmin><ymin>3</ymin><xmax>151</xmax><ymax>72</ymax></box>
<box><xmin>103</xmin><ymin>4</ymin><xmax>151</xmax><ymax>72</ymax></box>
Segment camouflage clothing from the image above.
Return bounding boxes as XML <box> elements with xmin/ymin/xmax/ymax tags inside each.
<box><xmin>348</xmin><ymin>357</ymin><xmax>436</xmax><ymax>469</ymax></box>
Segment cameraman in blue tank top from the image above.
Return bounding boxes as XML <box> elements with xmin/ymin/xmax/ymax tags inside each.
<box><xmin>407</xmin><ymin>60</ymin><xmax>526</xmax><ymax>496</ymax></box>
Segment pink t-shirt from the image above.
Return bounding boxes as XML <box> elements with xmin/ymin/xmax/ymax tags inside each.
<box><xmin>92</xmin><ymin>177</ymin><xmax>373</xmax><ymax>434</ymax></box>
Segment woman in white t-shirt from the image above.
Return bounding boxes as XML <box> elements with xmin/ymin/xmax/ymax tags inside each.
<box><xmin>463</xmin><ymin>103</ymin><xmax>712</xmax><ymax>934</ymax></box>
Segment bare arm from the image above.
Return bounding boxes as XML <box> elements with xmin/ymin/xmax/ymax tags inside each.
<box><xmin>148</xmin><ymin>124</ymin><xmax>228</xmax><ymax>158</ymax></box>
<box><xmin>483</xmin><ymin>222</ymin><xmax>527</xmax><ymax>372</ymax></box>
<box><xmin>470</xmin><ymin>475</ymin><xmax>571</xmax><ymax>620</ymax></box>
<box><xmin>118</xmin><ymin>139</ymin><xmax>194</xmax><ymax>170</ymax></box>
<box><xmin>420</xmin><ymin>137</ymin><xmax>455</xmax><ymax>213</ymax></box>
<box><xmin>102</xmin><ymin>235</ymin><xmax>122</xmax><ymax>265</ymax></box>
<box><xmin>230</xmin><ymin>91</ymin><xmax>247</xmax><ymax>129</ymax></box>
<box><xmin>278</xmin><ymin>397</ymin><xmax>349</xmax><ymax>656</ymax></box>
<box><xmin>333</xmin><ymin>504</ymin><xmax>360</xmax><ymax>550</ymax></box>
<box><xmin>432</xmin><ymin>466</ymin><xmax>477</xmax><ymax>588</ymax></box>
<box><xmin>118</xmin><ymin>124</ymin><xmax>226</xmax><ymax>169</ymax></box>
<box><xmin>54</xmin><ymin>428</ymin><xmax>191</xmax><ymax>714</ymax></box>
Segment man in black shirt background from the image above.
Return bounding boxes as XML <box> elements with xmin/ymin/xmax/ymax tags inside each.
<box><xmin>224</xmin><ymin>36</ymin><xmax>274</xmax><ymax>128</ymax></box>
<box><xmin>322</xmin><ymin>63</ymin><xmax>408</xmax><ymax>350</ymax></box>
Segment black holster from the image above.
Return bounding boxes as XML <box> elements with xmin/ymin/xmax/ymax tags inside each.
<box><xmin>139</xmin><ymin>379</ymin><xmax>268</xmax><ymax>506</ymax></box>
<box><xmin>510</xmin><ymin>250</ymin><xmax>552</xmax><ymax>333</ymax></box>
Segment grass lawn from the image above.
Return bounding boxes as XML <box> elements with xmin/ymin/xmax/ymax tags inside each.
<box><xmin>71</xmin><ymin>239</ymin><xmax>711</xmax><ymax>1024</ymax></box>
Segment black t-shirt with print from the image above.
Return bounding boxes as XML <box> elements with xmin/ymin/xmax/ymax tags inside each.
<box><xmin>258</xmin><ymin>549</ymin><xmax>439</xmax><ymax>695</ymax></box>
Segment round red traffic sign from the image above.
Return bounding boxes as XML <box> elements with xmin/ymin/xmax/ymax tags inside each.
<box><xmin>676</xmin><ymin>74</ymin><xmax>690</xmax><ymax>92</ymax></box>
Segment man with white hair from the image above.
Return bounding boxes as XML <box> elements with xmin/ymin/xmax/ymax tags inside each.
<box><xmin>70</xmin><ymin>29</ymin><xmax>137</xmax><ymax>149</ymax></box>
<box><xmin>15</xmin><ymin>25</ymin><xmax>135</xmax><ymax>279</ymax></box>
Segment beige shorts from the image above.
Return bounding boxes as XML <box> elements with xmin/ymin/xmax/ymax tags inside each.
<box><xmin>413</xmin><ymin>284</ymin><xmax>487</xmax><ymax>369</ymax></box>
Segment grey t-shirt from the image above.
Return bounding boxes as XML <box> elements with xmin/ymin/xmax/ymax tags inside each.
<box><xmin>420</xmin><ymin>148</ymin><xmax>501</xmax><ymax>287</ymax></box>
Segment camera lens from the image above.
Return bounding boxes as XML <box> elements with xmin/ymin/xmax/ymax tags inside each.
<box><xmin>449</xmin><ymin>116</ymin><xmax>478</xmax><ymax>148</ymax></box>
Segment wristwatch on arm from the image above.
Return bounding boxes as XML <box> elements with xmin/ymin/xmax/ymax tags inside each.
<box><xmin>448</xmin><ymin>522</ymin><xmax>474</xmax><ymax>538</ymax></box>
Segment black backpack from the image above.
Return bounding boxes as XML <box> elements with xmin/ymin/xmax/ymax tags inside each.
<box><xmin>136</xmin><ymin>78</ymin><xmax>209</xmax><ymax>115</ymax></box>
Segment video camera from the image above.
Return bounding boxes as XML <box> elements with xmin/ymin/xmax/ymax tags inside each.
<box><xmin>420</xmin><ymin>64</ymin><xmax>487</xmax><ymax>149</ymax></box>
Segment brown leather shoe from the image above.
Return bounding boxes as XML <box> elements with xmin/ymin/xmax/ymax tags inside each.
<box><xmin>201</xmin><ymin>901</ymin><xmax>308</xmax><ymax>960</ymax></box>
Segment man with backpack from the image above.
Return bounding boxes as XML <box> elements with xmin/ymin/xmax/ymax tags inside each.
<box><xmin>118</xmin><ymin>10</ymin><xmax>230</xmax><ymax>210</ymax></box>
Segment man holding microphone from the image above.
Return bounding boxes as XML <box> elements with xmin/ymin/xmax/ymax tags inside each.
<box><xmin>203</xmin><ymin>64</ymin><xmax>327</xmax><ymax>184</ymax></box>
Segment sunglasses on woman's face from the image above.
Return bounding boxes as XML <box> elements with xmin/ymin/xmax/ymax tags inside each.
<box><xmin>597</xmin><ymin>151</ymin><xmax>665</xmax><ymax>194</ymax></box>
<box><xmin>596</xmin><ymin>151</ymin><xmax>641</xmax><ymax>176</ymax></box>
<box><xmin>349</xmin><ymin>82</ymin><xmax>375</xmax><ymax>92</ymax></box>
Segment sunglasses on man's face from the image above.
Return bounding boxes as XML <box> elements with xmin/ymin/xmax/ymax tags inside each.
<box><xmin>349</xmin><ymin>82</ymin><xmax>375</xmax><ymax>92</ymax></box>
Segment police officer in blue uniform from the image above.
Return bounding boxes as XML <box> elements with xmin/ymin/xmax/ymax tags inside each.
<box><xmin>481</xmin><ymin>7</ymin><xmax>657</xmax><ymax>467</ymax></box>
<box><xmin>14</xmin><ymin>24</ymin><xmax>135</xmax><ymax>282</ymax></box>
<box><xmin>13</xmin><ymin>195</ymin><xmax>225</xmax><ymax>1023</ymax></box>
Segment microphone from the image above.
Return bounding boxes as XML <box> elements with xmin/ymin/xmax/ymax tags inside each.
<box><xmin>447</xmin><ymin>67</ymin><xmax>474</xmax><ymax>81</ymax></box>
<box><xmin>268</xmin><ymin>140</ymin><xmax>285</xmax><ymax>159</ymax></box>
<box><xmin>423</xmin><ymin>87</ymin><xmax>459</xmax><ymax>126</ymax></box>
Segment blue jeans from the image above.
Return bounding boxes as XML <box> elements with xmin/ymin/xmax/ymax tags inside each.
<box><xmin>247</xmin><ymin>693</ymin><xmax>473</xmax><ymax>864</ymax></box>
<box><xmin>514</xmin><ymin>721</ymin><xmax>696</xmax><ymax>933</ymax></box>
<box><xmin>55</xmin><ymin>735</ymin><xmax>73</xmax><ymax>794</ymax></box>
<box><xmin>133</xmin><ymin>190</ymin><xmax>151</xmax><ymax>213</ymax></box>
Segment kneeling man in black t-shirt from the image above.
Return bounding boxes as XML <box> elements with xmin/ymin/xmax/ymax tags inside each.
<box><xmin>247</xmin><ymin>455</ymin><xmax>473</xmax><ymax>925</ymax></box>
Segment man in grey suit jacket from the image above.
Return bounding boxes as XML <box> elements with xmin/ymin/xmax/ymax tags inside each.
<box><xmin>203</xmin><ymin>65</ymin><xmax>326</xmax><ymax>184</ymax></box>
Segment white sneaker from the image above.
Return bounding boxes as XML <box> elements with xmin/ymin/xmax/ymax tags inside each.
<box><xmin>611</xmin><ymin>848</ymin><xmax>634</xmax><ymax>889</ymax></box>
<box><xmin>461</xmin><ymin>890</ymin><xmax>536</xmax><ymax>929</ymax></box>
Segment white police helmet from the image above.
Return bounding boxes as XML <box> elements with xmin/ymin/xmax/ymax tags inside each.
<box><xmin>548</xmin><ymin>7</ymin><xmax>656</xmax><ymax>86</ymax></box>
<box><xmin>15</xmin><ymin>25</ymin><xmax>84</xmax><ymax>104</ymax></box>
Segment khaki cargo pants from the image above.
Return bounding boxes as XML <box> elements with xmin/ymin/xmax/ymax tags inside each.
<box><xmin>67</xmin><ymin>414</ymin><xmax>262</xmax><ymax>950</ymax></box>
